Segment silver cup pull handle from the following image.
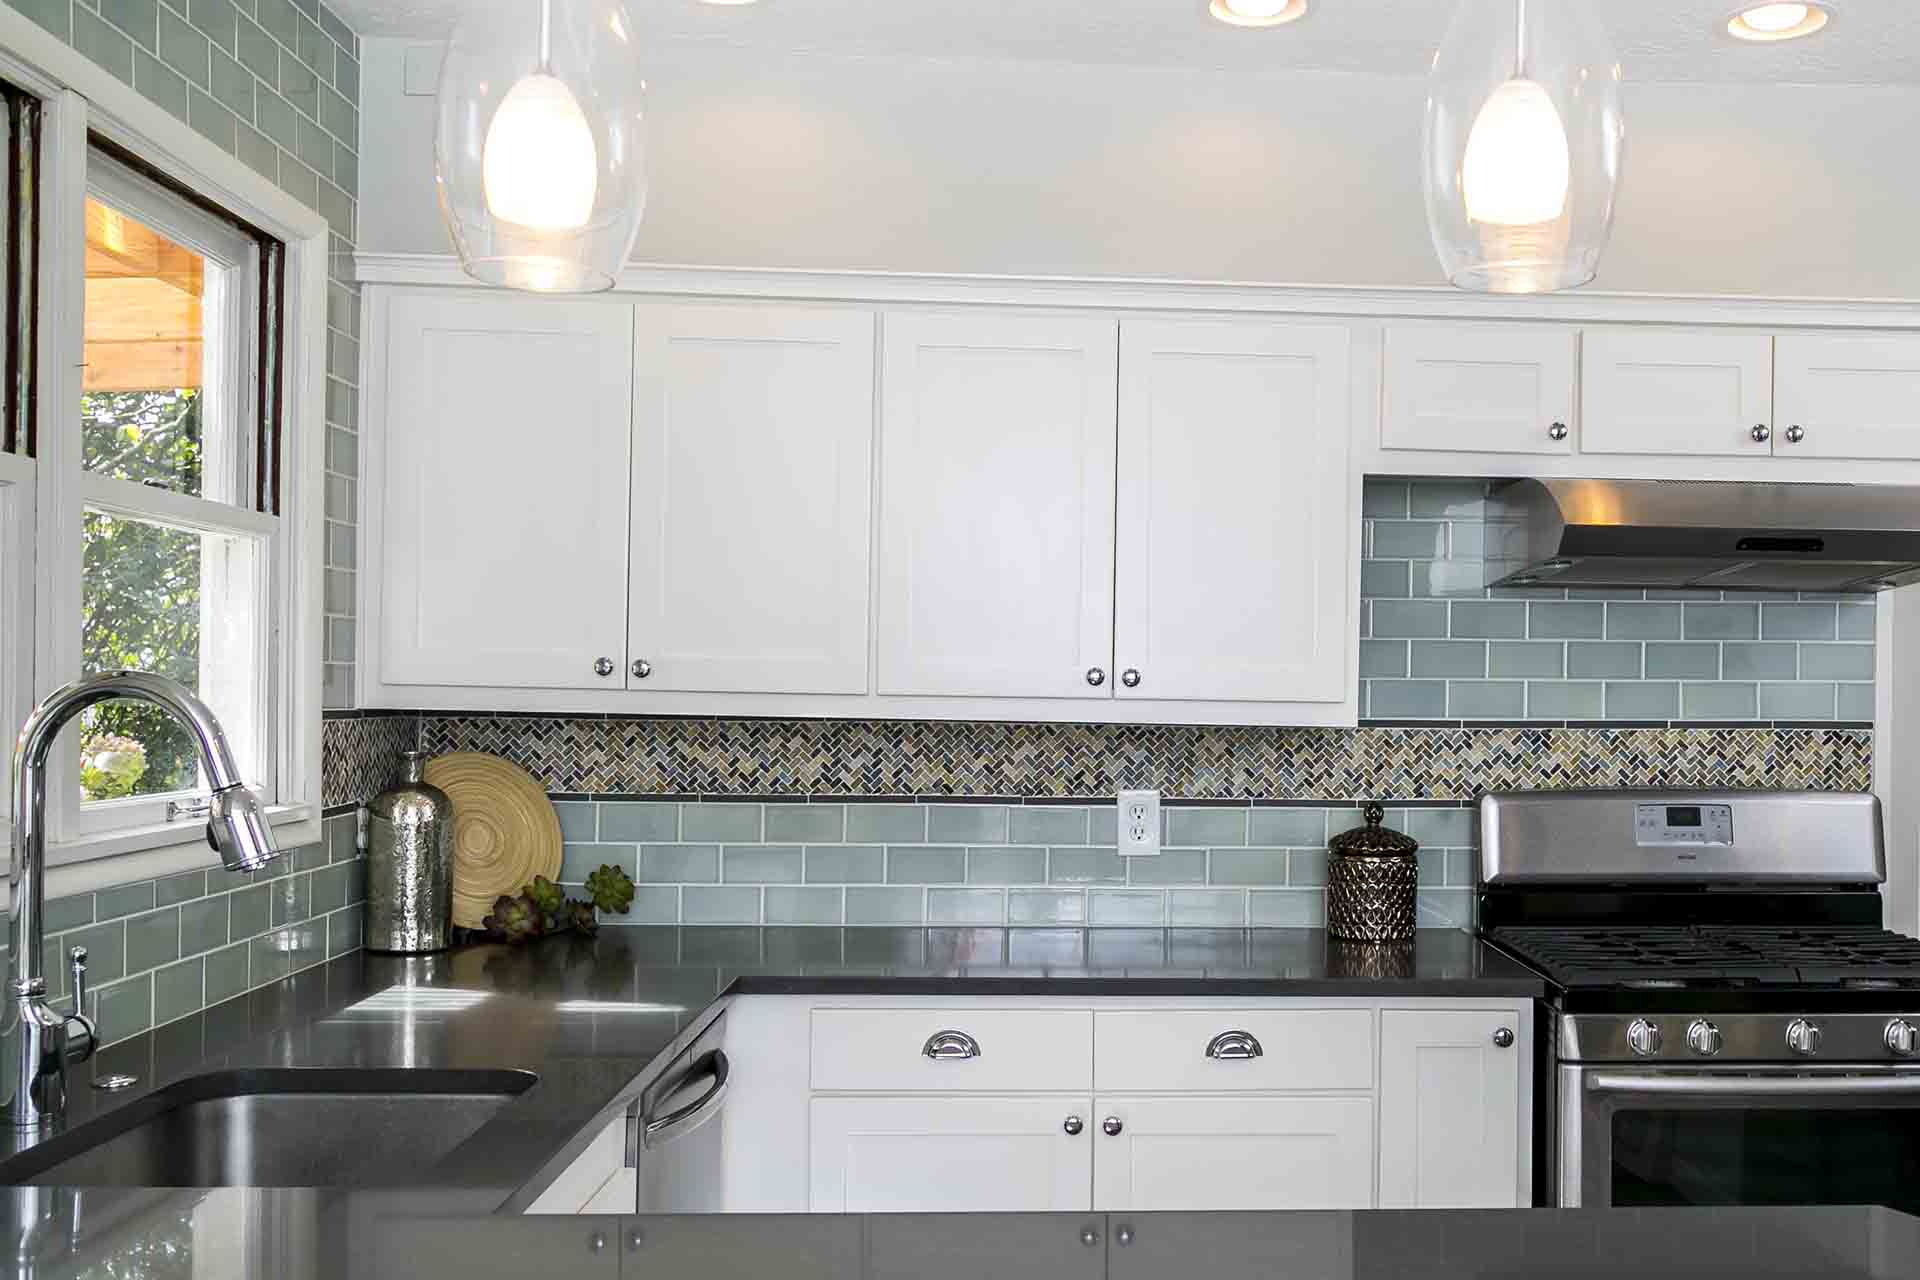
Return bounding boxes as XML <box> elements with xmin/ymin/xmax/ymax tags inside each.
<box><xmin>922</xmin><ymin>1030</ymin><xmax>982</xmax><ymax>1060</ymax></box>
<box><xmin>1205</xmin><ymin>1029</ymin><xmax>1264</xmax><ymax>1060</ymax></box>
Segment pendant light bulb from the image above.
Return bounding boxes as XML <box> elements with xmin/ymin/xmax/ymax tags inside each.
<box><xmin>1422</xmin><ymin>0</ymin><xmax>1622</xmax><ymax>294</ymax></box>
<box><xmin>435</xmin><ymin>0</ymin><xmax>647</xmax><ymax>292</ymax></box>
<box><xmin>482</xmin><ymin>73</ymin><xmax>599</xmax><ymax>231</ymax></box>
<box><xmin>1461</xmin><ymin>78</ymin><xmax>1569</xmax><ymax>226</ymax></box>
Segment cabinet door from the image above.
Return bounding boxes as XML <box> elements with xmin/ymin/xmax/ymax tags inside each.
<box><xmin>876</xmin><ymin>311</ymin><xmax>1117</xmax><ymax>698</ymax></box>
<box><xmin>1775</xmin><ymin>334</ymin><xmax>1920</xmax><ymax>461</ymax></box>
<box><xmin>809</xmin><ymin>1095</ymin><xmax>1093</xmax><ymax>1212</ymax></box>
<box><xmin>1377</xmin><ymin>1009</ymin><xmax>1525</xmax><ymax>1209</ymax></box>
<box><xmin>1091</xmin><ymin>1096</ymin><xmax>1374</xmax><ymax>1212</ymax></box>
<box><xmin>620</xmin><ymin>1217</ymin><xmax>863</xmax><ymax>1278</ymax></box>
<box><xmin>867</xmin><ymin>1216</ymin><xmax>1108</xmax><ymax>1280</ymax></box>
<box><xmin>1382</xmin><ymin>323</ymin><xmax>1576</xmax><ymax>454</ymax></box>
<box><xmin>522</xmin><ymin>1113</ymin><xmax>625</xmax><ymax>1214</ymax></box>
<box><xmin>379</xmin><ymin>291</ymin><xmax>633</xmax><ymax>689</ymax></box>
<box><xmin>1115</xmin><ymin>318</ymin><xmax>1352</xmax><ymax>703</ymax></box>
<box><xmin>629</xmin><ymin>304</ymin><xmax>876</xmax><ymax>694</ymax></box>
<box><xmin>1582</xmin><ymin>327</ymin><xmax>1774</xmax><ymax>457</ymax></box>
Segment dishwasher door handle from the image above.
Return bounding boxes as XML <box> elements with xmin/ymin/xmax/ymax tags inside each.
<box><xmin>638</xmin><ymin>1048</ymin><xmax>731</xmax><ymax>1152</ymax></box>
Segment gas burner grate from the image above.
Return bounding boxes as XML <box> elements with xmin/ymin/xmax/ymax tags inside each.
<box><xmin>1487</xmin><ymin>925</ymin><xmax>1920</xmax><ymax>988</ymax></box>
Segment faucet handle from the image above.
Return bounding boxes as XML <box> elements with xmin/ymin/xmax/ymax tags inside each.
<box><xmin>68</xmin><ymin>946</ymin><xmax>88</xmax><ymax>1016</ymax></box>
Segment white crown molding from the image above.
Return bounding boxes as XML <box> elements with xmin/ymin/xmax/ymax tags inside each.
<box><xmin>354</xmin><ymin>252</ymin><xmax>1920</xmax><ymax>330</ymax></box>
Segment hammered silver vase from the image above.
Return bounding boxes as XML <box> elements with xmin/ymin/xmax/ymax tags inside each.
<box><xmin>365</xmin><ymin>750</ymin><xmax>453</xmax><ymax>953</ymax></box>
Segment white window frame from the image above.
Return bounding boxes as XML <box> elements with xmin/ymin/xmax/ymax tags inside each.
<box><xmin>0</xmin><ymin>7</ymin><xmax>327</xmax><ymax>895</ymax></box>
<box><xmin>68</xmin><ymin>152</ymin><xmax>278</xmax><ymax>838</ymax></box>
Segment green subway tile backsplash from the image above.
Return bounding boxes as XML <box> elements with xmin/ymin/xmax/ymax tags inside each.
<box><xmin>1361</xmin><ymin>479</ymin><xmax>1874</xmax><ymax>722</ymax></box>
<box><xmin>24</xmin><ymin>810</ymin><xmax>367</xmax><ymax>1050</ymax></box>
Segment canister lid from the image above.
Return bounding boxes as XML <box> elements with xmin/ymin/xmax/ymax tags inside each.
<box><xmin>1328</xmin><ymin>803</ymin><xmax>1420</xmax><ymax>856</ymax></box>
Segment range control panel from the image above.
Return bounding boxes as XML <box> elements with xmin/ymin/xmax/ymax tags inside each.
<box><xmin>1633</xmin><ymin>802</ymin><xmax>1734</xmax><ymax>847</ymax></box>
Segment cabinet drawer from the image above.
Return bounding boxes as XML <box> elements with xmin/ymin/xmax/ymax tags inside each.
<box><xmin>1093</xmin><ymin>1010</ymin><xmax>1374</xmax><ymax>1092</ymax></box>
<box><xmin>811</xmin><ymin>1009</ymin><xmax>1092</xmax><ymax>1092</ymax></box>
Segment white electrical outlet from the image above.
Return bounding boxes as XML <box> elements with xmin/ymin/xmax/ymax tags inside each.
<box><xmin>1118</xmin><ymin>789</ymin><xmax>1160</xmax><ymax>857</ymax></box>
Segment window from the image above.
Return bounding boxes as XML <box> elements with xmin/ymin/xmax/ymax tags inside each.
<box><xmin>67</xmin><ymin>149</ymin><xmax>282</xmax><ymax>837</ymax></box>
<box><xmin>0</xmin><ymin>40</ymin><xmax>324</xmax><ymax>875</ymax></box>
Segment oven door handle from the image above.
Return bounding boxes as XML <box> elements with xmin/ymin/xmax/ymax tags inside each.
<box><xmin>1587</xmin><ymin>1072</ymin><xmax>1920</xmax><ymax>1098</ymax></box>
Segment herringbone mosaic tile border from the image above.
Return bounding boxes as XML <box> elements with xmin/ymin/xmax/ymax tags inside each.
<box><xmin>322</xmin><ymin>715</ymin><xmax>420</xmax><ymax>808</ymax></box>
<box><xmin>407</xmin><ymin>716</ymin><xmax>1871</xmax><ymax>800</ymax></box>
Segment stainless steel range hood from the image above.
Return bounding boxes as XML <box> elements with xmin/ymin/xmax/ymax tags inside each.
<box><xmin>1482</xmin><ymin>478</ymin><xmax>1920</xmax><ymax>594</ymax></box>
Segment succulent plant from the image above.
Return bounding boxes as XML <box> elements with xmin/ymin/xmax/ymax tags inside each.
<box><xmin>472</xmin><ymin>867</ymin><xmax>635</xmax><ymax>949</ymax></box>
<box><xmin>585</xmin><ymin>864</ymin><xmax>635</xmax><ymax>915</ymax></box>
<box><xmin>481</xmin><ymin>892</ymin><xmax>546</xmax><ymax>944</ymax></box>
<box><xmin>561</xmin><ymin>898</ymin><xmax>599</xmax><ymax>937</ymax></box>
<box><xmin>525</xmin><ymin>875</ymin><xmax>566</xmax><ymax>917</ymax></box>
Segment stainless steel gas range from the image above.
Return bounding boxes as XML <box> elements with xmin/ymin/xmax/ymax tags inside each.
<box><xmin>1476</xmin><ymin>789</ymin><xmax>1920</xmax><ymax>1213</ymax></box>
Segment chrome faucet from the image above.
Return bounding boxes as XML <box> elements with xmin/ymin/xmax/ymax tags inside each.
<box><xmin>6</xmin><ymin>672</ymin><xmax>281</xmax><ymax>1129</ymax></box>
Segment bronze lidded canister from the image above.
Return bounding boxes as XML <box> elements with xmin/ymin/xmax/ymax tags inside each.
<box><xmin>1326</xmin><ymin>803</ymin><xmax>1419</xmax><ymax>942</ymax></box>
<box><xmin>365</xmin><ymin>750</ymin><xmax>454</xmax><ymax>953</ymax></box>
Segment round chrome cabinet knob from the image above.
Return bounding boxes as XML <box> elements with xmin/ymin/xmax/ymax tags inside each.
<box><xmin>593</xmin><ymin>657</ymin><xmax>615</xmax><ymax>677</ymax></box>
<box><xmin>1120</xmin><ymin>669</ymin><xmax>1142</xmax><ymax>689</ymax></box>
<box><xmin>1784</xmin><ymin>425</ymin><xmax>1806</xmax><ymax>444</ymax></box>
<box><xmin>1686</xmin><ymin>1019</ymin><xmax>1723</xmax><ymax>1057</ymax></box>
<box><xmin>631</xmin><ymin>658</ymin><xmax>652</xmax><ymax>679</ymax></box>
<box><xmin>1626</xmin><ymin>1018</ymin><xmax>1662</xmax><ymax>1058</ymax></box>
<box><xmin>1080</xmin><ymin>1227</ymin><xmax>1100</xmax><ymax>1248</ymax></box>
<box><xmin>1491</xmin><ymin>1027</ymin><xmax>1515</xmax><ymax>1049</ymax></box>
<box><xmin>1750</xmin><ymin>423</ymin><xmax>1773</xmax><ymax>443</ymax></box>
<box><xmin>1887</xmin><ymin>1020</ymin><xmax>1919</xmax><ymax>1058</ymax></box>
<box><xmin>1547</xmin><ymin>422</ymin><xmax>1569</xmax><ymax>442</ymax></box>
<box><xmin>1786</xmin><ymin>1018</ymin><xmax>1822</xmax><ymax>1057</ymax></box>
<box><xmin>1063</xmin><ymin>1115</ymin><xmax>1084</xmax><ymax>1136</ymax></box>
<box><xmin>1085</xmin><ymin>667</ymin><xmax>1106</xmax><ymax>687</ymax></box>
<box><xmin>1102</xmin><ymin>1116</ymin><xmax>1124</xmax><ymax>1137</ymax></box>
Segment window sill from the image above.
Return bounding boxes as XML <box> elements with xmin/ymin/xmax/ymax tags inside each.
<box><xmin>0</xmin><ymin>803</ymin><xmax>326</xmax><ymax>909</ymax></box>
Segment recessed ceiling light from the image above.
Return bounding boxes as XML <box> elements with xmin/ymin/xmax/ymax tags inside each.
<box><xmin>1209</xmin><ymin>0</ymin><xmax>1308</xmax><ymax>28</ymax></box>
<box><xmin>1726</xmin><ymin>3</ymin><xmax>1831</xmax><ymax>42</ymax></box>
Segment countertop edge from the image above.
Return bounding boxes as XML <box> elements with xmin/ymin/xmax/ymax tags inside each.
<box><xmin>727</xmin><ymin>975</ymin><xmax>1549</xmax><ymax>999</ymax></box>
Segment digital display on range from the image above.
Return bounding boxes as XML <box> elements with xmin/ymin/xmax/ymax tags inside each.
<box><xmin>1633</xmin><ymin>802</ymin><xmax>1733</xmax><ymax>847</ymax></box>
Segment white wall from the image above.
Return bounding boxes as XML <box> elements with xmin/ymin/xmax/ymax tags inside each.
<box><xmin>359</xmin><ymin>40</ymin><xmax>1920</xmax><ymax>299</ymax></box>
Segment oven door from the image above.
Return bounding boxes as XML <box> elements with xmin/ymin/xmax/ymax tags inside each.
<box><xmin>1561</xmin><ymin>1064</ymin><xmax>1920</xmax><ymax>1212</ymax></box>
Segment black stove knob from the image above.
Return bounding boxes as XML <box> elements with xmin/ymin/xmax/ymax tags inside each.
<box><xmin>1627</xmin><ymin>1018</ymin><xmax>1662</xmax><ymax>1057</ymax></box>
<box><xmin>1887</xmin><ymin>1020</ymin><xmax>1918</xmax><ymax>1058</ymax></box>
<box><xmin>1786</xmin><ymin>1018</ymin><xmax>1822</xmax><ymax>1057</ymax></box>
<box><xmin>1685</xmin><ymin>1019</ymin><xmax>1723</xmax><ymax>1057</ymax></box>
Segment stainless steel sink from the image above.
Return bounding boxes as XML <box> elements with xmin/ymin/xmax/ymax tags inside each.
<box><xmin>0</xmin><ymin>1068</ymin><xmax>537</xmax><ymax>1187</ymax></box>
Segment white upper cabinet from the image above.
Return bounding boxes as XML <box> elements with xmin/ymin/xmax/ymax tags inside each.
<box><xmin>377</xmin><ymin>291</ymin><xmax>634</xmax><ymax>689</ymax></box>
<box><xmin>1382</xmin><ymin>323</ymin><xmax>1576</xmax><ymax>455</ymax></box>
<box><xmin>1774</xmin><ymin>334</ymin><xmax>1920</xmax><ymax>461</ymax></box>
<box><xmin>629</xmin><ymin>304</ymin><xmax>876</xmax><ymax>694</ymax></box>
<box><xmin>1581</xmin><ymin>327</ymin><xmax>1775</xmax><ymax>457</ymax></box>
<box><xmin>876</xmin><ymin>310</ymin><xmax>1119</xmax><ymax>699</ymax></box>
<box><xmin>1115</xmin><ymin>318</ymin><xmax>1352</xmax><ymax>704</ymax></box>
<box><xmin>1377</xmin><ymin>1009</ymin><xmax>1527</xmax><ymax>1209</ymax></box>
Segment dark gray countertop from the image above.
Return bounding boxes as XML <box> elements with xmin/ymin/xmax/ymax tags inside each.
<box><xmin>0</xmin><ymin>927</ymin><xmax>1544</xmax><ymax>1211</ymax></box>
<box><xmin>7</xmin><ymin>1191</ymin><xmax>1916</xmax><ymax>1278</ymax></box>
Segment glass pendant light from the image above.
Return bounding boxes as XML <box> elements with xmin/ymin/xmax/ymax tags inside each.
<box><xmin>1424</xmin><ymin>0</ymin><xmax>1624</xmax><ymax>293</ymax></box>
<box><xmin>435</xmin><ymin>0</ymin><xmax>647</xmax><ymax>292</ymax></box>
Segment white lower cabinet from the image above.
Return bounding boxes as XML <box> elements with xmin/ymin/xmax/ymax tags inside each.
<box><xmin>523</xmin><ymin>997</ymin><xmax>1532</xmax><ymax>1216</ymax></box>
<box><xmin>809</xmin><ymin>1095</ymin><xmax>1095</xmax><ymax>1212</ymax></box>
<box><xmin>1090</xmin><ymin>1096</ymin><xmax>1375</xmax><ymax>1212</ymax></box>
<box><xmin>769</xmin><ymin>997</ymin><xmax>1532</xmax><ymax>1215</ymax></box>
<box><xmin>1377</xmin><ymin>1008</ymin><xmax>1528</xmax><ymax>1209</ymax></box>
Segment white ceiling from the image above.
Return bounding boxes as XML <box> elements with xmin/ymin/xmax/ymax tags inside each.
<box><xmin>329</xmin><ymin>0</ymin><xmax>1920</xmax><ymax>85</ymax></box>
